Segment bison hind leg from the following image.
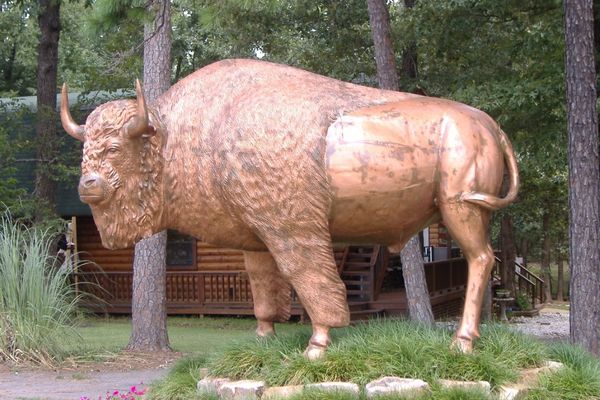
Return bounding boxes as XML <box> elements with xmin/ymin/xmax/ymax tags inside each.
<box><xmin>439</xmin><ymin>200</ymin><xmax>494</xmax><ymax>353</ymax></box>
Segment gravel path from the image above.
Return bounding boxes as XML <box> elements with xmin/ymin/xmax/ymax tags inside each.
<box><xmin>437</xmin><ymin>307</ymin><xmax>570</xmax><ymax>343</ymax></box>
<box><xmin>0</xmin><ymin>368</ymin><xmax>168</xmax><ymax>400</ymax></box>
<box><xmin>509</xmin><ymin>308</ymin><xmax>570</xmax><ymax>342</ymax></box>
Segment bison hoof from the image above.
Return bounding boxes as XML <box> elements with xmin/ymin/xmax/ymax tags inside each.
<box><xmin>303</xmin><ymin>343</ymin><xmax>327</xmax><ymax>360</ymax></box>
<box><xmin>451</xmin><ymin>336</ymin><xmax>474</xmax><ymax>353</ymax></box>
<box><xmin>256</xmin><ymin>321</ymin><xmax>276</xmax><ymax>338</ymax></box>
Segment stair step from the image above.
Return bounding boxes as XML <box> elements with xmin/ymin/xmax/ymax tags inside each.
<box><xmin>344</xmin><ymin>282</ymin><xmax>371</xmax><ymax>288</ymax></box>
<box><xmin>344</xmin><ymin>262</ymin><xmax>372</xmax><ymax>269</ymax></box>
<box><xmin>346</xmin><ymin>289</ymin><xmax>369</xmax><ymax>295</ymax></box>
<box><xmin>346</xmin><ymin>252</ymin><xmax>374</xmax><ymax>258</ymax></box>
<box><xmin>348</xmin><ymin>301</ymin><xmax>370</xmax><ymax>311</ymax></box>
<box><xmin>343</xmin><ymin>277</ymin><xmax>371</xmax><ymax>282</ymax></box>
<box><xmin>341</xmin><ymin>270</ymin><xmax>370</xmax><ymax>276</ymax></box>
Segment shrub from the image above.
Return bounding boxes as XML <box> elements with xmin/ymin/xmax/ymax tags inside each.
<box><xmin>0</xmin><ymin>213</ymin><xmax>83</xmax><ymax>365</ymax></box>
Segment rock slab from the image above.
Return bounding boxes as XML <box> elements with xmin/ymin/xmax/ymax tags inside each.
<box><xmin>219</xmin><ymin>380</ymin><xmax>266</xmax><ymax>400</ymax></box>
<box><xmin>497</xmin><ymin>385</ymin><xmax>525</xmax><ymax>400</ymax></box>
<box><xmin>305</xmin><ymin>382</ymin><xmax>360</xmax><ymax>397</ymax></box>
<box><xmin>365</xmin><ymin>376</ymin><xmax>429</xmax><ymax>399</ymax></box>
<box><xmin>262</xmin><ymin>385</ymin><xmax>304</xmax><ymax>399</ymax></box>
<box><xmin>438</xmin><ymin>379</ymin><xmax>491</xmax><ymax>393</ymax></box>
<box><xmin>197</xmin><ymin>377</ymin><xmax>231</xmax><ymax>394</ymax></box>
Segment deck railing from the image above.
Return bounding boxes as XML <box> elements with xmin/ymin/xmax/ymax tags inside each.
<box><xmin>76</xmin><ymin>270</ymin><xmax>255</xmax><ymax>314</ymax></box>
<box><xmin>75</xmin><ymin>255</ymin><xmax>471</xmax><ymax>317</ymax></box>
<box><xmin>424</xmin><ymin>257</ymin><xmax>469</xmax><ymax>296</ymax></box>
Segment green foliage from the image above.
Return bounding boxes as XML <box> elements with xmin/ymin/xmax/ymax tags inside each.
<box><xmin>0</xmin><ymin>2</ymin><xmax>38</xmax><ymax>96</ymax></box>
<box><xmin>147</xmin><ymin>355</ymin><xmax>210</xmax><ymax>400</ymax></box>
<box><xmin>394</xmin><ymin>0</ymin><xmax>567</xmax><ymax>256</ymax></box>
<box><xmin>209</xmin><ymin>319</ymin><xmax>546</xmax><ymax>388</ymax></box>
<box><xmin>184</xmin><ymin>0</ymin><xmax>376</xmax><ymax>82</ymax></box>
<box><xmin>0</xmin><ymin>212</ymin><xmax>83</xmax><ymax>366</ymax></box>
<box><xmin>61</xmin><ymin>1</ymin><xmax>143</xmax><ymax>92</ymax></box>
<box><xmin>514</xmin><ymin>292</ymin><xmax>532</xmax><ymax>311</ymax></box>
<box><xmin>0</xmin><ymin>100</ymin><xmax>35</xmax><ymax>214</ymax></box>
<box><xmin>525</xmin><ymin>344</ymin><xmax>600</xmax><ymax>399</ymax></box>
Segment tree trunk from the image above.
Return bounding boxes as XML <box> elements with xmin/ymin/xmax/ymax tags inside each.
<box><xmin>401</xmin><ymin>0</ymin><xmax>418</xmax><ymax>81</ymax></box>
<box><xmin>564</xmin><ymin>0</ymin><xmax>600</xmax><ymax>356</ymax></box>
<box><xmin>366</xmin><ymin>0</ymin><xmax>399</xmax><ymax>91</ymax></box>
<box><xmin>556</xmin><ymin>253</ymin><xmax>565</xmax><ymax>301</ymax></box>
<box><xmin>500</xmin><ymin>214</ymin><xmax>516</xmax><ymax>296</ymax></box>
<box><xmin>367</xmin><ymin>0</ymin><xmax>434</xmax><ymax>325</ymax></box>
<box><xmin>127</xmin><ymin>0</ymin><xmax>172</xmax><ymax>352</ymax></box>
<box><xmin>541</xmin><ymin>211</ymin><xmax>553</xmax><ymax>302</ymax></box>
<box><xmin>401</xmin><ymin>237</ymin><xmax>434</xmax><ymax>325</ymax></box>
<box><xmin>34</xmin><ymin>0</ymin><xmax>60</xmax><ymax>220</ymax></box>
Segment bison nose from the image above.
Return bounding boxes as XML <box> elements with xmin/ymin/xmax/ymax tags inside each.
<box><xmin>82</xmin><ymin>176</ymin><xmax>98</xmax><ymax>188</ymax></box>
<box><xmin>78</xmin><ymin>174</ymin><xmax>104</xmax><ymax>204</ymax></box>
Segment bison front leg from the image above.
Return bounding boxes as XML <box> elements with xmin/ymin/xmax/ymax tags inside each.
<box><xmin>244</xmin><ymin>251</ymin><xmax>292</xmax><ymax>337</ymax></box>
<box><xmin>261</xmin><ymin>233</ymin><xmax>350</xmax><ymax>360</ymax></box>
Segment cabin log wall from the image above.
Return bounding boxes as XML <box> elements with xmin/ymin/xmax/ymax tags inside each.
<box><xmin>75</xmin><ymin>216</ymin><xmax>468</xmax><ymax>318</ymax></box>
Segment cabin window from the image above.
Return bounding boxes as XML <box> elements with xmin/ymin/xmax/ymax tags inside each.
<box><xmin>166</xmin><ymin>230</ymin><xmax>196</xmax><ymax>269</ymax></box>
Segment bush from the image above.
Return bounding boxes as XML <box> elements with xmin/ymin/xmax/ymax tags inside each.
<box><xmin>514</xmin><ymin>292</ymin><xmax>531</xmax><ymax>311</ymax></box>
<box><xmin>0</xmin><ymin>213</ymin><xmax>83</xmax><ymax>365</ymax></box>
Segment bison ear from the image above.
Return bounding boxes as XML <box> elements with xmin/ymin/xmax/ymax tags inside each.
<box><xmin>125</xmin><ymin>79</ymin><xmax>156</xmax><ymax>139</ymax></box>
<box><xmin>60</xmin><ymin>83</ymin><xmax>85</xmax><ymax>142</ymax></box>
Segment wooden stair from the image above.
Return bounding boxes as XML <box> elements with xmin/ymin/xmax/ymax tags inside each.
<box><xmin>492</xmin><ymin>255</ymin><xmax>545</xmax><ymax>306</ymax></box>
<box><xmin>336</xmin><ymin>245</ymin><xmax>385</xmax><ymax>321</ymax></box>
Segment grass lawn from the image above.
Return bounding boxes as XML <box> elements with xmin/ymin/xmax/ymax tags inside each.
<box><xmin>70</xmin><ymin>315</ymin><xmax>307</xmax><ymax>357</ymax></box>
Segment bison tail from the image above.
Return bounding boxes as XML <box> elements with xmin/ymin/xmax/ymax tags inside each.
<box><xmin>461</xmin><ymin>128</ymin><xmax>519</xmax><ymax>211</ymax></box>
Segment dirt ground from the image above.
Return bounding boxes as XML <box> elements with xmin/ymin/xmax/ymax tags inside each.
<box><xmin>0</xmin><ymin>351</ymin><xmax>181</xmax><ymax>400</ymax></box>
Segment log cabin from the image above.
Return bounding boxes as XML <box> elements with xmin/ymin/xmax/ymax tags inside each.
<box><xmin>72</xmin><ymin>215</ymin><xmax>470</xmax><ymax>320</ymax></box>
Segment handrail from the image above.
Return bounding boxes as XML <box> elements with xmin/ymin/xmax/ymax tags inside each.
<box><xmin>515</xmin><ymin>261</ymin><xmax>543</xmax><ymax>283</ymax></box>
<box><xmin>338</xmin><ymin>247</ymin><xmax>350</xmax><ymax>274</ymax></box>
<box><xmin>493</xmin><ymin>256</ymin><xmax>544</xmax><ymax>305</ymax></box>
<box><xmin>514</xmin><ymin>271</ymin><xmax>534</xmax><ymax>286</ymax></box>
<box><xmin>76</xmin><ymin>270</ymin><xmax>245</xmax><ymax>276</ymax></box>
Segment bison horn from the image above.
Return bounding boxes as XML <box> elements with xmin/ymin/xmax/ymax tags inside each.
<box><xmin>125</xmin><ymin>79</ymin><xmax>151</xmax><ymax>139</ymax></box>
<box><xmin>60</xmin><ymin>83</ymin><xmax>85</xmax><ymax>142</ymax></box>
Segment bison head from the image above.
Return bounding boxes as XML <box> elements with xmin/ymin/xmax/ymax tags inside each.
<box><xmin>61</xmin><ymin>81</ymin><xmax>165</xmax><ymax>249</ymax></box>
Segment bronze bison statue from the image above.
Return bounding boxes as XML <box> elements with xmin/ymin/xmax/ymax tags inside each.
<box><xmin>62</xmin><ymin>59</ymin><xmax>518</xmax><ymax>359</ymax></box>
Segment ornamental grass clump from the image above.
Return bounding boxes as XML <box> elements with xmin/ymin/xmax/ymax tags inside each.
<box><xmin>0</xmin><ymin>214</ymin><xmax>83</xmax><ymax>366</ymax></box>
<box><xmin>147</xmin><ymin>355</ymin><xmax>210</xmax><ymax>400</ymax></box>
<box><xmin>209</xmin><ymin>319</ymin><xmax>547</xmax><ymax>388</ymax></box>
<box><xmin>525</xmin><ymin>343</ymin><xmax>600</xmax><ymax>400</ymax></box>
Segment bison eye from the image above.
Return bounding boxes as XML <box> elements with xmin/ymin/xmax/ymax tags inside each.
<box><xmin>106</xmin><ymin>146</ymin><xmax>120</xmax><ymax>155</ymax></box>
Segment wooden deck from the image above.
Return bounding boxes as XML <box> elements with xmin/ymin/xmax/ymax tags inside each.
<box><xmin>75</xmin><ymin>257</ymin><xmax>469</xmax><ymax>318</ymax></box>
